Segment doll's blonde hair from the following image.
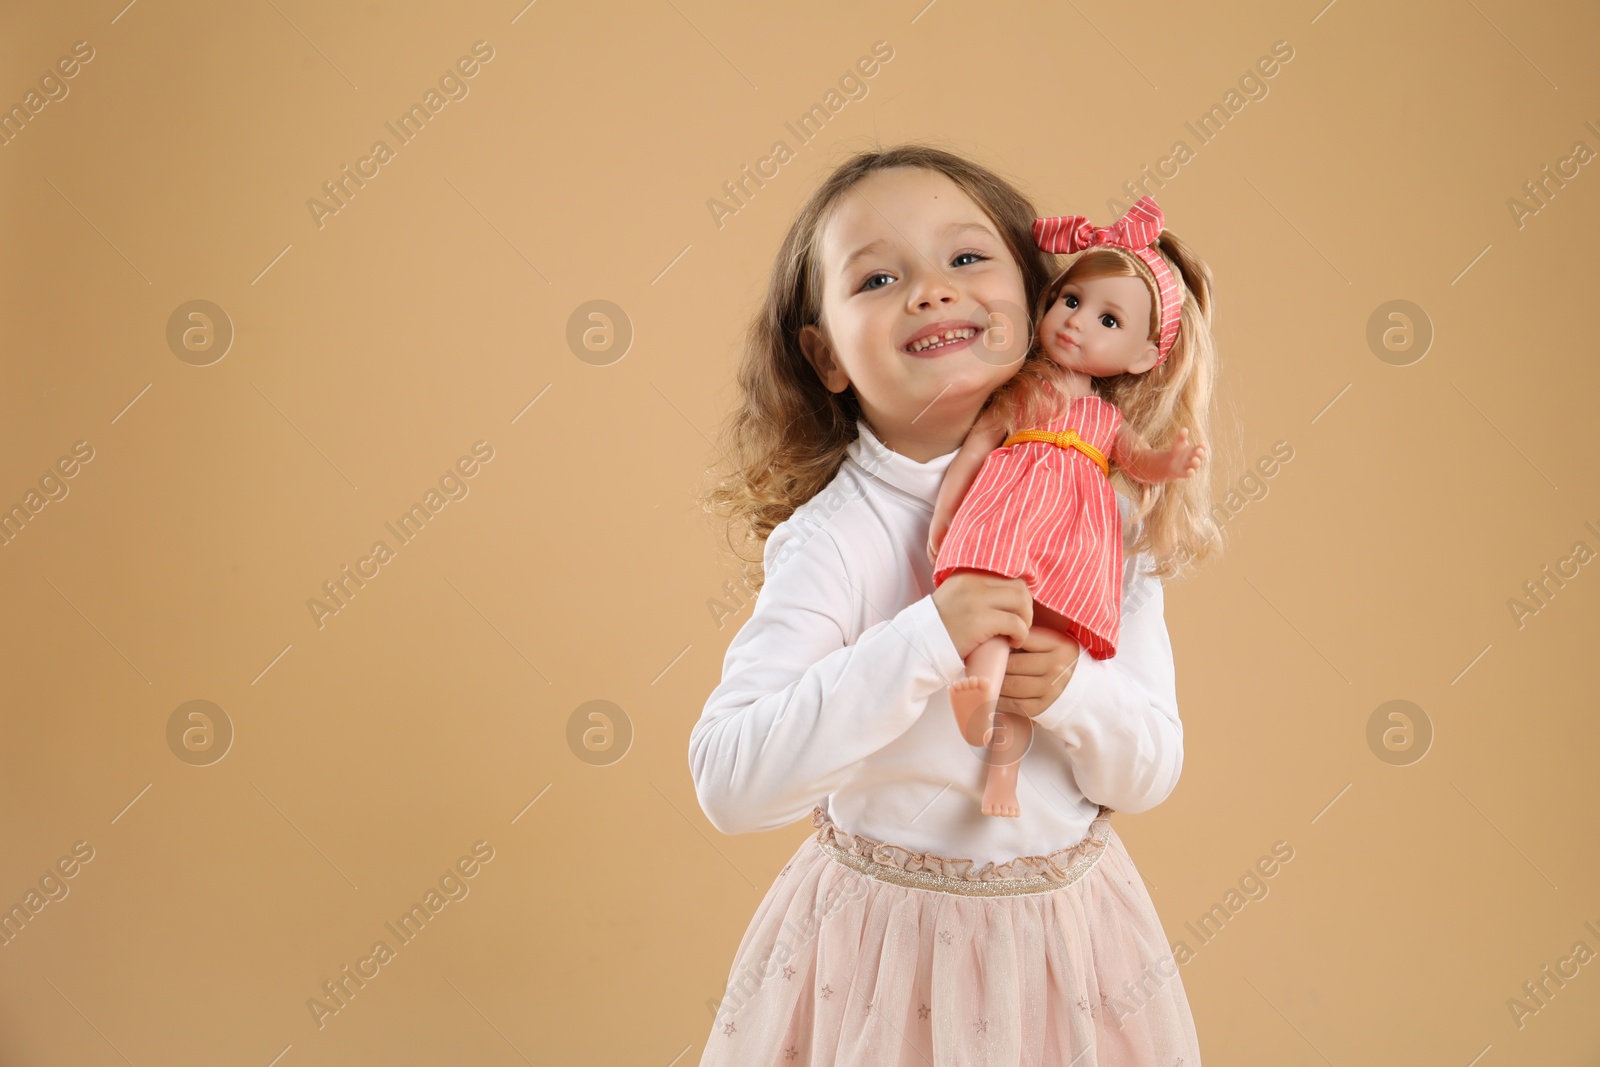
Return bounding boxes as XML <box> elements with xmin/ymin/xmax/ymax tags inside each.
<box><xmin>981</xmin><ymin>229</ymin><xmax>1224</xmax><ymax>579</ymax></box>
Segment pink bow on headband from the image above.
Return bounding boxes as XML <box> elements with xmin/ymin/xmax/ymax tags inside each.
<box><xmin>1032</xmin><ymin>196</ymin><xmax>1181</xmax><ymax>365</ymax></box>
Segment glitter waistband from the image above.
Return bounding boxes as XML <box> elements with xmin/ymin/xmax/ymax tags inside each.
<box><xmin>811</xmin><ymin>805</ymin><xmax>1115</xmax><ymax>897</ymax></box>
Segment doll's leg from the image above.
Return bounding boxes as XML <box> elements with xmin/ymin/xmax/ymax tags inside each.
<box><xmin>981</xmin><ymin>711</ymin><xmax>1034</xmax><ymax>817</ymax></box>
<box><xmin>951</xmin><ymin>635</ymin><xmax>1010</xmax><ymax>746</ymax></box>
<box><xmin>974</xmin><ymin>596</ymin><xmax>1076</xmax><ymax>818</ymax></box>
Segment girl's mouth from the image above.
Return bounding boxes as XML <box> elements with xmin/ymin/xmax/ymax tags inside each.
<box><xmin>904</xmin><ymin>326</ymin><xmax>979</xmax><ymax>356</ymax></box>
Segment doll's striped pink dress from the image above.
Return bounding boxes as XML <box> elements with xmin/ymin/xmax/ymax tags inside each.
<box><xmin>933</xmin><ymin>393</ymin><xmax>1124</xmax><ymax>659</ymax></box>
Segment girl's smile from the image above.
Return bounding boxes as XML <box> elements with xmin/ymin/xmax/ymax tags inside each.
<box><xmin>903</xmin><ymin>320</ymin><xmax>985</xmax><ymax>356</ymax></box>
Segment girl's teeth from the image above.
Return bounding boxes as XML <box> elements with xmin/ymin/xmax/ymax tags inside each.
<box><xmin>910</xmin><ymin>328</ymin><xmax>976</xmax><ymax>352</ymax></box>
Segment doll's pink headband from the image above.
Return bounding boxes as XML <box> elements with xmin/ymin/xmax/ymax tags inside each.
<box><xmin>1032</xmin><ymin>195</ymin><xmax>1181</xmax><ymax>365</ymax></box>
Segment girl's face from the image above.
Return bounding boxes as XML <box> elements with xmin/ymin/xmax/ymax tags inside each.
<box><xmin>799</xmin><ymin>166</ymin><xmax>1029</xmax><ymax>461</ymax></box>
<box><xmin>1038</xmin><ymin>272</ymin><xmax>1162</xmax><ymax>378</ymax></box>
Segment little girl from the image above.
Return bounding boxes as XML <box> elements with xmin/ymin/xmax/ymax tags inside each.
<box><xmin>928</xmin><ymin>197</ymin><xmax>1218</xmax><ymax>820</ymax></box>
<box><xmin>693</xmin><ymin>145</ymin><xmax>1213</xmax><ymax>1065</ymax></box>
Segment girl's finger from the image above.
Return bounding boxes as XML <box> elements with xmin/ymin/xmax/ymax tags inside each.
<box><xmin>1017</xmin><ymin>629</ymin><xmax>1062</xmax><ymax>654</ymax></box>
<box><xmin>1003</xmin><ymin>650</ymin><xmax>1047</xmax><ymax>676</ymax></box>
<box><xmin>1009</xmin><ymin>584</ymin><xmax>1034</xmax><ymax>627</ymax></box>
<box><xmin>998</xmin><ymin>674</ymin><xmax>1043</xmax><ymax>701</ymax></box>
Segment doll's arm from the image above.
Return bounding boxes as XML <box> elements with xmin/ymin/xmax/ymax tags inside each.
<box><xmin>927</xmin><ymin>417</ymin><xmax>1009</xmax><ymax>564</ymax></box>
<box><xmin>1111</xmin><ymin>423</ymin><xmax>1206</xmax><ymax>484</ymax></box>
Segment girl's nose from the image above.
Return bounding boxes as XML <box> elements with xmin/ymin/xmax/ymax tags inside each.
<box><xmin>907</xmin><ymin>268</ymin><xmax>959</xmax><ymax>309</ymax></box>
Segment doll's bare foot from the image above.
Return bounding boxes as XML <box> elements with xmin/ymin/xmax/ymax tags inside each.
<box><xmin>981</xmin><ymin>761</ymin><xmax>1022</xmax><ymax>817</ymax></box>
<box><xmin>950</xmin><ymin>677</ymin><xmax>997</xmax><ymax>747</ymax></box>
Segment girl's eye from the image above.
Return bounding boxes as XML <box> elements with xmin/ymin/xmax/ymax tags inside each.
<box><xmin>859</xmin><ymin>250</ymin><xmax>985</xmax><ymax>292</ymax></box>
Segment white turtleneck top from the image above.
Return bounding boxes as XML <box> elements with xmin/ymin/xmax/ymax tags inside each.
<box><xmin>689</xmin><ymin>419</ymin><xmax>1184</xmax><ymax>867</ymax></box>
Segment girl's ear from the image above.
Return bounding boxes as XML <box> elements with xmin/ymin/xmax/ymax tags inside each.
<box><xmin>800</xmin><ymin>324</ymin><xmax>851</xmax><ymax>393</ymax></box>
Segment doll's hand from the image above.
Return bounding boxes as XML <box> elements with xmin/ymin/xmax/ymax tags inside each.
<box><xmin>1156</xmin><ymin>429</ymin><xmax>1206</xmax><ymax>481</ymax></box>
<box><xmin>998</xmin><ymin>625</ymin><xmax>1081</xmax><ymax>718</ymax></box>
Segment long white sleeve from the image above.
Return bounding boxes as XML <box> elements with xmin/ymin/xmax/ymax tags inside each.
<box><xmin>689</xmin><ymin>517</ymin><xmax>967</xmax><ymax>835</ymax></box>
<box><xmin>1029</xmin><ymin>551</ymin><xmax>1184</xmax><ymax>814</ymax></box>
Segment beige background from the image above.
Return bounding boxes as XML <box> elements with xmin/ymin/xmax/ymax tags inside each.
<box><xmin>1</xmin><ymin>0</ymin><xmax>1596</xmax><ymax>1063</ymax></box>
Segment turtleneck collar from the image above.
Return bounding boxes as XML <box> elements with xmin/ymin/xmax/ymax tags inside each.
<box><xmin>844</xmin><ymin>419</ymin><xmax>957</xmax><ymax>507</ymax></box>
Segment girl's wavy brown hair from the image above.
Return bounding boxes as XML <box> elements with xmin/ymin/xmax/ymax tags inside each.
<box><xmin>700</xmin><ymin>143</ymin><xmax>1054</xmax><ymax>592</ymax></box>
<box><xmin>980</xmin><ymin>228</ymin><xmax>1225</xmax><ymax>579</ymax></box>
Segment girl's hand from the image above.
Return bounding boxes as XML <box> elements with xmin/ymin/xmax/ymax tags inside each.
<box><xmin>1157</xmin><ymin>428</ymin><xmax>1206</xmax><ymax>481</ymax></box>
<box><xmin>998</xmin><ymin>625</ymin><xmax>1081</xmax><ymax>718</ymax></box>
<box><xmin>932</xmin><ymin>571</ymin><xmax>1033</xmax><ymax>659</ymax></box>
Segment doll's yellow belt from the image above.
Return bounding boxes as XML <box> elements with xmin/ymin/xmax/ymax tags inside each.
<box><xmin>1002</xmin><ymin>429</ymin><xmax>1109</xmax><ymax>477</ymax></box>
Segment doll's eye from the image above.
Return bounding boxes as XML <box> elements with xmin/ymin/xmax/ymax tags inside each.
<box><xmin>1062</xmin><ymin>293</ymin><xmax>1078</xmax><ymax>308</ymax></box>
<box><xmin>1101</xmin><ymin>314</ymin><xmax>1119</xmax><ymax>328</ymax></box>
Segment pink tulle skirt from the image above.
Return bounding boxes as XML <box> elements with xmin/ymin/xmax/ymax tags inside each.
<box><xmin>698</xmin><ymin>806</ymin><xmax>1201</xmax><ymax>1066</ymax></box>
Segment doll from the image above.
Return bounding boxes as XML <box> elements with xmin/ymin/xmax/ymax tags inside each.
<box><xmin>927</xmin><ymin>196</ymin><xmax>1211</xmax><ymax>818</ymax></box>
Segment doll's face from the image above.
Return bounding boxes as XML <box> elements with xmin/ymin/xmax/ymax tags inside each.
<box><xmin>1038</xmin><ymin>272</ymin><xmax>1162</xmax><ymax>377</ymax></box>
